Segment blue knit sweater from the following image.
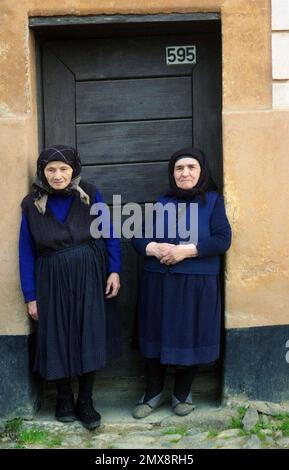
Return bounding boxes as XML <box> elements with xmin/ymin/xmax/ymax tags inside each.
<box><xmin>19</xmin><ymin>190</ymin><xmax>121</xmax><ymax>302</ymax></box>
<box><xmin>132</xmin><ymin>191</ymin><xmax>231</xmax><ymax>275</ymax></box>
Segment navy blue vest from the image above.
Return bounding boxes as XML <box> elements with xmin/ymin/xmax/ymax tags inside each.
<box><xmin>21</xmin><ymin>181</ymin><xmax>97</xmax><ymax>256</ymax></box>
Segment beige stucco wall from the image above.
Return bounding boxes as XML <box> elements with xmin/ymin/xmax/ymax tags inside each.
<box><xmin>224</xmin><ymin>110</ymin><xmax>289</xmax><ymax>328</ymax></box>
<box><xmin>1</xmin><ymin>0</ymin><xmax>288</xmax><ymax>335</ymax></box>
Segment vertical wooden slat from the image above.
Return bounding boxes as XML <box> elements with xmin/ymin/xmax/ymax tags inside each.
<box><xmin>42</xmin><ymin>45</ymin><xmax>76</xmax><ymax>147</ymax></box>
<box><xmin>192</xmin><ymin>35</ymin><xmax>222</xmax><ymax>187</ymax></box>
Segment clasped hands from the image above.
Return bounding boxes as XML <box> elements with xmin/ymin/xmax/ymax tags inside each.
<box><xmin>146</xmin><ymin>241</ymin><xmax>198</xmax><ymax>265</ymax></box>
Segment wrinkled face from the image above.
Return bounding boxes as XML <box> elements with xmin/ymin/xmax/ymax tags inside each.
<box><xmin>44</xmin><ymin>161</ymin><xmax>73</xmax><ymax>190</ymax></box>
<box><xmin>173</xmin><ymin>157</ymin><xmax>201</xmax><ymax>190</ymax></box>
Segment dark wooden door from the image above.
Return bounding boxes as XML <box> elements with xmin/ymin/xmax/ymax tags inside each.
<box><xmin>42</xmin><ymin>31</ymin><xmax>222</xmax><ymax>376</ymax></box>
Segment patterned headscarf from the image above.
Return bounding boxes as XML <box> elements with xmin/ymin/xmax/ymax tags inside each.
<box><xmin>32</xmin><ymin>145</ymin><xmax>90</xmax><ymax>214</ymax></box>
<box><xmin>167</xmin><ymin>147</ymin><xmax>217</xmax><ymax>201</ymax></box>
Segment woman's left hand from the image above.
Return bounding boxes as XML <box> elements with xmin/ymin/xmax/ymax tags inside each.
<box><xmin>160</xmin><ymin>244</ymin><xmax>198</xmax><ymax>265</ymax></box>
<box><xmin>105</xmin><ymin>272</ymin><xmax>121</xmax><ymax>298</ymax></box>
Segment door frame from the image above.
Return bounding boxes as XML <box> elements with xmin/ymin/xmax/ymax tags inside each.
<box><xmin>30</xmin><ymin>12</ymin><xmax>220</xmax><ymax>28</ymax></box>
<box><xmin>30</xmin><ymin>13</ymin><xmax>224</xmax><ymax>381</ymax></box>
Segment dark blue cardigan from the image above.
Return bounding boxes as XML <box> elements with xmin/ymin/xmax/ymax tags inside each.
<box><xmin>19</xmin><ymin>190</ymin><xmax>121</xmax><ymax>302</ymax></box>
<box><xmin>132</xmin><ymin>191</ymin><xmax>231</xmax><ymax>275</ymax></box>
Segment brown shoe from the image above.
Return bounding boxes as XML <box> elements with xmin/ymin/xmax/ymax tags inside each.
<box><xmin>172</xmin><ymin>393</ymin><xmax>195</xmax><ymax>416</ymax></box>
<box><xmin>133</xmin><ymin>391</ymin><xmax>165</xmax><ymax>419</ymax></box>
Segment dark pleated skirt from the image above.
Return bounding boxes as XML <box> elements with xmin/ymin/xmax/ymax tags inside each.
<box><xmin>34</xmin><ymin>239</ymin><xmax>121</xmax><ymax>380</ymax></box>
<box><xmin>138</xmin><ymin>270</ymin><xmax>221</xmax><ymax>366</ymax></box>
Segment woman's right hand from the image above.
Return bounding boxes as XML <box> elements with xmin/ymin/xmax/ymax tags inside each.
<box><xmin>146</xmin><ymin>242</ymin><xmax>174</xmax><ymax>260</ymax></box>
<box><xmin>27</xmin><ymin>300</ymin><xmax>38</xmax><ymax>321</ymax></box>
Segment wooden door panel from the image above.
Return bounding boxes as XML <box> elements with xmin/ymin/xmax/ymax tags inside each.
<box><xmin>81</xmin><ymin>162</ymin><xmax>168</xmax><ymax>204</ymax></box>
<box><xmin>193</xmin><ymin>35</ymin><xmax>222</xmax><ymax>185</ymax></box>
<box><xmin>42</xmin><ymin>46</ymin><xmax>76</xmax><ymax>147</ymax></box>
<box><xmin>76</xmin><ymin>77</ymin><xmax>192</xmax><ymax>123</ymax></box>
<box><xmin>77</xmin><ymin>119</ymin><xmax>192</xmax><ymax>164</ymax></box>
<box><xmin>46</xmin><ymin>36</ymin><xmax>197</xmax><ymax>79</ymax></box>
<box><xmin>100</xmin><ymin>241</ymin><xmax>141</xmax><ymax>376</ymax></box>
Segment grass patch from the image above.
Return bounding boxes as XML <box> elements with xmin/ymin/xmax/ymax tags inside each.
<box><xmin>18</xmin><ymin>426</ymin><xmax>62</xmax><ymax>447</ymax></box>
<box><xmin>229</xmin><ymin>410</ymin><xmax>289</xmax><ymax>442</ymax></box>
<box><xmin>256</xmin><ymin>431</ymin><xmax>267</xmax><ymax>442</ymax></box>
<box><xmin>207</xmin><ymin>428</ymin><xmax>219</xmax><ymax>438</ymax></box>
<box><xmin>237</xmin><ymin>407</ymin><xmax>247</xmax><ymax>420</ymax></box>
<box><xmin>46</xmin><ymin>434</ymin><xmax>63</xmax><ymax>448</ymax></box>
<box><xmin>107</xmin><ymin>443</ymin><xmax>115</xmax><ymax>449</ymax></box>
<box><xmin>250</xmin><ymin>423</ymin><xmax>264</xmax><ymax>434</ymax></box>
<box><xmin>161</xmin><ymin>425</ymin><xmax>187</xmax><ymax>437</ymax></box>
<box><xmin>4</xmin><ymin>418</ymin><xmax>23</xmax><ymax>439</ymax></box>
<box><xmin>238</xmin><ymin>429</ymin><xmax>249</xmax><ymax>437</ymax></box>
<box><xmin>260</xmin><ymin>421</ymin><xmax>274</xmax><ymax>431</ymax></box>
<box><xmin>229</xmin><ymin>407</ymin><xmax>249</xmax><ymax>430</ymax></box>
<box><xmin>4</xmin><ymin>419</ymin><xmax>63</xmax><ymax>448</ymax></box>
<box><xmin>229</xmin><ymin>417</ymin><xmax>243</xmax><ymax>429</ymax></box>
<box><xmin>84</xmin><ymin>441</ymin><xmax>93</xmax><ymax>448</ymax></box>
<box><xmin>273</xmin><ymin>414</ymin><xmax>289</xmax><ymax>436</ymax></box>
<box><xmin>170</xmin><ymin>437</ymin><xmax>182</xmax><ymax>444</ymax></box>
<box><xmin>12</xmin><ymin>443</ymin><xmax>25</xmax><ymax>449</ymax></box>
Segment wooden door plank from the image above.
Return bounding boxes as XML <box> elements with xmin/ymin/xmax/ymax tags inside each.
<box><xmin>81</xmin><ymin>162</ymin><xmax>168</xmax><ymax>204</ymax></box>
<box><xmin>99</xmin><ymin>240</ymin><xmax>142</xmax><ymax>376</ymax></box>
<box><xmin>46</xmin><ymin>36</ymin><xmax>198</xmax><ymax>80</ymax></box>
<box><xmin>77</xmin><ymin>119</ymin><xmax>192</xmax><ymax>164</ymax></box>
<box><xmin>42</xmin><ymin>45</ymin><xmax>76</xmax><ymax>147</ymax></box>
<box><xmin>76</xmin><ymin>77</ymin><xmax>192</xmax><ymax>123</ymax></box>
<box><xmin>192</xmin><ymin>35</ymin><xmax>222</xmax><ymax>187</ymax></box>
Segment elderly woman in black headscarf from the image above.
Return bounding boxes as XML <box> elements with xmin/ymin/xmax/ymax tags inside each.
<box><xmin>19</xmin><ymin>145</ymin><xmax>121</xmax><ymax>429</ymax></box>
<box><xmin>132</xmin><ymin>147</ymin><xmax>231</xmax><ymax>418</ymax></box>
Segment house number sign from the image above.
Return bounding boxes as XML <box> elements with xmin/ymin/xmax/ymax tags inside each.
<box><xmin>166</xmin><ymin>45</ymin><xmax>196</xmax><ymax>65</ymax></box>
<box><xmin>166</xmin><ymin>46</ymin><xmax>196</xmax><ymax>65</ymax></box>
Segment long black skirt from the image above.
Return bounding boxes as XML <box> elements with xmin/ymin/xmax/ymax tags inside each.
<box><xmin>34</xmin><ymin>240</ymin><xmax>121</xmax><ymax>380</ymax></box>
<box><xmin>138</xmin><ymin>271</ymin><xmax>221</xmax><ymax>366</ymax></box>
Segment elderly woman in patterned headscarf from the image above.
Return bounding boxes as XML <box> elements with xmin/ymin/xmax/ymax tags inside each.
<box><xmin>132</xmin><ymin>147</ymin><xmax>231</xmax><ymax>419</ymax></box>
<box><xmin>19</xmin><ymin>145</ymin><xmax>121</xmax><ymax>430</ymax></box>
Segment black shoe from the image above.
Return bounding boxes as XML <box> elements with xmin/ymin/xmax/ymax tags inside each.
<box><xmin>55</xmin><ymin>394</ymin><xmax>76</xmax><ymax>422</ymax></box>
<box><xmin>75</xmin><ymin>398</ymin><xmax>101</xmax><ymax>430</ymax></box>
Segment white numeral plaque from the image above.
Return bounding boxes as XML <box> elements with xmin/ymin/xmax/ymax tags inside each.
<box><xmin>166</xmin><ymin>45</ymin><xmax>196</xmax><ymax>65</ymax></box>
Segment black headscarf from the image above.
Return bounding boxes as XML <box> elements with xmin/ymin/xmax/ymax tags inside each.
<box><xmin>167</xmin><ymin>147</ymin><xmax>217</xmax><ymax>201</ymax></box>
<box><xmin>32</xmin><ymin>145</ymin><xmax>89</xmax><ymax>214</ymax></box>
<box><xmin>34</xmin><ymin>145</ymin><xmax>81</xmax><ymax>193</ymax></box>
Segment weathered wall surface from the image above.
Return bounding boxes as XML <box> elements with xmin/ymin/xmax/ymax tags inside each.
<box><xmin>1</xmin><ymin>0</ymin><xmax>288</xmax><ymax>338</ymax></box>
<box><xmin>224</xmin><ymin>110</ymin><xmax>289</xmax><ymax>328</ymax></box>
